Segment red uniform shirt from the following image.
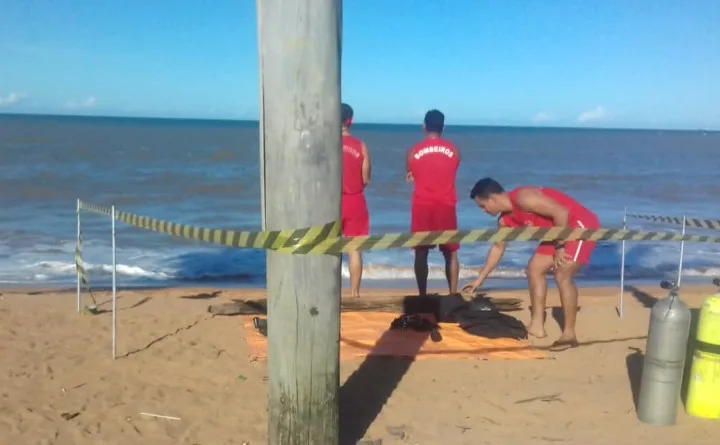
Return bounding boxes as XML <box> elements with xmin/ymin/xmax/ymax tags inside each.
<box><xmin>341</xmin><ymin>134</ymin><xmax>370</xmax><ymax>237</ymax></box>
<box><xmin>408</xmin><ymin>137</ymin><xmax>459</xmax><ymax>205</ymax></box>
<box><xmin>342</xmin><ymin>135</ymin><xmax>365</xmax><ymax>195</ymax></box>
<box><xmin>501</xmin><ymin>187</ymin><xmax>599</xmax><ymax>228</ymax></box>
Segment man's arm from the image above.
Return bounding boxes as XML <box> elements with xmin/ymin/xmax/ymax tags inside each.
<box><xmin>405</xmin><ymin>148</ymin><xmax>414</xmax><ymax>182</ymax></box>
<box><xmin>463</xmin><ymin>217</ymin><xmax>508</xmax><ymax>292</ymax></box>
<box><xmin>361</xmin><ymin>142</ymin><xmax>371</xmax><ymax>186</ymax></box>
<box><xmin>514</xmin><ymin>188</ymin><xmax>570</xmax><ymax>226</ymax></box>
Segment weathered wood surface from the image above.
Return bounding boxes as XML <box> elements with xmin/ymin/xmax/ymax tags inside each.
<box><xmin>258</xmin><ymin>0</ymin><xmax>344</xmax><ymax>443</ymax></box>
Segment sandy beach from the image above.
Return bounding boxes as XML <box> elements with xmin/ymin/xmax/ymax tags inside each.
<box><xmin>1</xmin><ymin>283</ymin><xmax>719</xmax><ymax>445</ymax></box>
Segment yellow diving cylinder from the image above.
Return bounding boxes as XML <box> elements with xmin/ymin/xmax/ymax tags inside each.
<box><xmin>686</xmin><ymin>278</ymin><xmax>720</xmax><ymax>419</ymax></box>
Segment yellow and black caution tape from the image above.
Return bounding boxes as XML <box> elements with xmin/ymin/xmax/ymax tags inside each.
<box><xmin>77</xmin><ymin>200</ymin><xmax>720</xmax><ymax>256</ymax></box>
<box><xmin>75</xmin><ymin>206</ymin><xmax>98</xmax><ymax>307</ymax></box>
<box><xmin>628</xmin><ymin>213</ymin><xmax>720</xmax><ymax>231</ymax></box>
<box><xmin>78</xmin><ymin>200</ymin><xmax>340</xmax><ymax>252</ymax></box>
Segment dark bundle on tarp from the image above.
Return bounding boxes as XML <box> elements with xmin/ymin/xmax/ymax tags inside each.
<box><xmin>393</xmin><ymin>294</ymin><xmax>528</xmax><ymax>341</ymax></box>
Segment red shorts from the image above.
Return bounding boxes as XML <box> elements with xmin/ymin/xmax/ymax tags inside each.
<box><xmin>535</xmin><ymin>213</ymin><xmax>600</xmax><ymax>265</ymax></box>
<box><xmin>341</xmin><ymin>193</ymin><xmax>369</xmax><ymax>237</ymax></box>
<box><xmin>411</xmin><ymin>202</ymin><xmax>459</xmax><ymax>253</ymax></box>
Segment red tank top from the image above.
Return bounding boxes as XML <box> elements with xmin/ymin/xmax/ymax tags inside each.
<box><xmin>408</xmin><ymin>137</ymin><xmax>459</xmax><ymax>205</ymax></box>
<box><xmin>501</xmin><ymin>187</ymin><xmax>598</xmax><ymax>228</ymax></box>
<box><xmin>342</xmin><ymin>135</ymin><xmax>365</xmax><ymax>195</ymax></box>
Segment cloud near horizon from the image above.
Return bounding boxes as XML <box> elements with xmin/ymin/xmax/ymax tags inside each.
<box><xmin>531</xmin><ymin>111</ymin><xmax>555</xmax><ymax>123</ymax></box>
<box><xmin>0</xmin><ymin>92</ymin><xmax>26</xmax><ymax>108</ymax></box>
<box><xmin>577</xmin><ymin>106</ymin><xmax>612</xmax><ymax>123</ymax></box>
<box><xmin>64</xmin><ymin>96</ymin><xmax>97</xmax><ymax>110</ymax></box>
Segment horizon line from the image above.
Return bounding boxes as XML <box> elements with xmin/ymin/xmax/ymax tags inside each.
<box><xmin>0</xmin><ymin>111</ymin><xmax>717</xmax><ymax>133</ymax></box>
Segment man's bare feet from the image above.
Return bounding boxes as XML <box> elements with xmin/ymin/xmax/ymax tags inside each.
<box><xmin>525</xmin><ymin>320</ymin><xmax>547</xmax><ymax>338</ymax></box>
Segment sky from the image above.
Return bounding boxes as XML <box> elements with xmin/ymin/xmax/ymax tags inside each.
<box><xmin>1</xmin><ymin>1</ymin><xmax>719</xmax><ymax>130</ymax></box>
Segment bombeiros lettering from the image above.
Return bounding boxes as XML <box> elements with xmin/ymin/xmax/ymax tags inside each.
<box><xmin>413</xmin><ymin>145</ymin><xmax>455</xmax><ymax>160</ymax></box>
<box><xmin>343</xmin><ymin>145</ymin><xmax>362</xmax><ymax>158</ymax></box>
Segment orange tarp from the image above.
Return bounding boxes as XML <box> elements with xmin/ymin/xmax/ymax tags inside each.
<box><xmin>242</xmin><ymin>311</ymin><xmax>546</xmax><ymax>361</ymax></box>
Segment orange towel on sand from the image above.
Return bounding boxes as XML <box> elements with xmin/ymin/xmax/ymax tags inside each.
<box><xmin>242</xmin><ymin>312</ymin><xmax>546</xmax><ymax>361</ymax></box>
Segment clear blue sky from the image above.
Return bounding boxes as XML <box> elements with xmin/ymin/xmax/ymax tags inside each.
<box><xmin>1</xmin><ymin>1</ymin><xmax>718</xmax><ymax>130</ymax></box>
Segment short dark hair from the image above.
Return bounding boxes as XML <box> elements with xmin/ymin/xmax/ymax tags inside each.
<box><xmin>341</xmin><ymin>103</ymin><xmax>354</xmax><ymax>124</ymax></box>
<box><xmin>424</xmin><ymin>109</ymin><xmax>445</xmax><ymax>133</ymax></box>
<box><xmin>470</xmin><ymin>177</ymin><xmax>505</xmax><ymax>200</ymax></box>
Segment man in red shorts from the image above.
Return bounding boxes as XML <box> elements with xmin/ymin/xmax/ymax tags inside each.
<box><xmin>463</xmin><ymin>177</ymin><xmax>601</xmax><ymax>351</ymax></box>
<box><xmin>341</xmin><ymin>103</ymin><xmax>371</xmax><ymax>298</ymax></box>
<box><xmin>406</xmin><ymin>109</ymin><xmax>461</xmax><ymax>297</ymax></box>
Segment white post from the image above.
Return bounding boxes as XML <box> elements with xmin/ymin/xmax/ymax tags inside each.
<box><xmin>619</xmin><ymin>207</ymin><xmax>627</xmax><ymax>318</ymax></box>
<box><xmin>76</xmin><ymin>199</ymin><xmax>81</xmax><ymax>314</ymax></box>
<box><xmin>677</xmin><ymin>215</ymin><xmax>686</xmax><ymax>287</ymax></box>
<box><xmin>111</xmin><ymin>205</ymin><xmax>118</xmax><ymax>360</ymax></box>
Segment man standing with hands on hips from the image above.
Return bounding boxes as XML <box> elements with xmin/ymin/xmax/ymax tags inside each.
<box><xmin>341</xmin><ymin>103</ymin><xmax>371</xmax><ymax>298</ymax></box>
<box><xmin>406</xmin><ymin>109</ymin><xmax>461</xmax><ymax>298</ymax></box>
<box><xmin>463</xmin><ymin>177</ymin><xmax>601</xmax><ymax>351</ymax></box>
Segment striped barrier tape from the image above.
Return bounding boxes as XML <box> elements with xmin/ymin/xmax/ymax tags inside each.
<box><xmin>77</xmin><ymin>200</ymin><xmax>720</xmax><ymax>255</ymax></box>
<box><xmin>75</xmin><ymin>206</ymin><xmax>98</xmax><ymax>308</ymax></box>
<box><xmin>78</xmin><ymin>200</ymin><xmax>340</xmax><ymax>252</ymax></box>
<box><xmin>627</xmin><ymin>213</ymin><xmax>720</xmax><ymax>231</ymax></box>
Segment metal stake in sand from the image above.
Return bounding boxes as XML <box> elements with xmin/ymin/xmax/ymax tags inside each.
<box><xmin>76</xmin><ymin>198</ymin><xmax>81</xmax><ymax>314</ymax></box>
<box><xmin>636</xmin><ymin>280</ymin><xmax>692</xmax><ymax>426</ymax></box>
<box><xmin>257</xmin><ymin>0</ymin><xmax>343</xmax><ymax>443</ymax></box>
<box><xmin>619</xmin><ymin>206</ymin><xmax>627</xmax><ymax>318</ymax></box>
<box><xmin>677</xmin><ymin>215</ymin><xmax>686</xmax><ymax>287</ymax></box>
<box><xmin>112</xmin><ymin>205</ymin><xmax>118</xmax><ymax>360</ymax></box>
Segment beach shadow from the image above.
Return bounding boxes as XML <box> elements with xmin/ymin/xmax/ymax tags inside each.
<box><xmin>90</xmin><ymin>296</ymin><xmax>152</xmax><ymax>315</ymax></box>
<box><xmin>681</xmin><ymin>308</ymin><xmax>701</xmax><ymax>407</ymax></box>
<box><xmin>627</xmin><ymin>285</ymin><xmax>659</xmax><ymax>308</ymax></box>
<box><xmin>626</xmin><ymin>347</ymin><xmax>644</xmax><ymax>410</ymax></box>
<box><xmin>549</xmin><ymin>305</ymin><xmax>582</xmax><ymax>332</ymax></box>
<box><xmin>339</xmin><ymin>295</ymin><xmax>435</xmax><ymax>445</ymax></box>
<box><xmin>180</xmin><ymin>290</ymin><xmax>222</xmax><ymax>300</ymax></box>
<box><xmin>24</xmin><ymin>285</ymin><xmax>172</xmax><ymax>296</ymax></box>
<box><xmin>551</xmin><ymin>306</ymin><xmax>565</xmax><ymax>331</ymax></box>
<box><xmin>534</xmin><ymin>335</ymin><xmax>647</xmax><ymax>352</ymax></box>
<box><xmin>208</xmin><ymin>292</ymin><xmax>524</xmax><ymax>317</ymax></box>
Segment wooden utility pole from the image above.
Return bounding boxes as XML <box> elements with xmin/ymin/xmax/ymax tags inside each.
<box><xmin>257</xmin><ymin>1</ymin><xmax>343</xmax><ymax>444</ymax></box>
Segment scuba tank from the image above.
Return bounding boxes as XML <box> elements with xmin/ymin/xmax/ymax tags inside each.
<box><xmin>636</xmin><ymin>280</ymin><xmax>692</xmax><ymax>426</ymax></box>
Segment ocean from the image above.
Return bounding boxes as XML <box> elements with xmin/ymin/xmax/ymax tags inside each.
<box><xmin>1</xmin><ymin>114</ymin><xmax>719</xmax><ymax>291</ymax></box>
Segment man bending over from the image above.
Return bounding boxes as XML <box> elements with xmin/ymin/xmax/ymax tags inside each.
<box><xmin>463</xmin><ymin>177</ymin><xmax>600</xmax><ymax>351</ymax></box>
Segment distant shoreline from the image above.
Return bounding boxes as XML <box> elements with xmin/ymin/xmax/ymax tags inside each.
<box><xmin>1</xmin><ymin>111</ymin><xmax>716</xmax><ymax>133</ymax></box>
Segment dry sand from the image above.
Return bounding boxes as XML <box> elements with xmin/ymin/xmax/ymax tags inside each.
<box><xmin>1</xmin><ymin>283</ymin><xmax>719</xmax><ymax>445</ymax></box>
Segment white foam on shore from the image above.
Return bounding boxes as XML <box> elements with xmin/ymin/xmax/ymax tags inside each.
<box><xmin>1</xmin><ymin>232</ymin><xmax>719</xmax><ymax>285</ymax></box>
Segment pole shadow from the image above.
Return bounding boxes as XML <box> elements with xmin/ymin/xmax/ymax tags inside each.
<box><xmin>90</xmin><ymin>296</ymin><xmax>152</xmax><ymax>315</ymax></box>
<box><xmin>339</xmin><ymin>295</ymin><xmax>439</xmax><ymax>445</ymax></box>
<box><xmin>626</xmin><ymin>285</ymin><xmax>659</xmax><ymax>308</ymax></box>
